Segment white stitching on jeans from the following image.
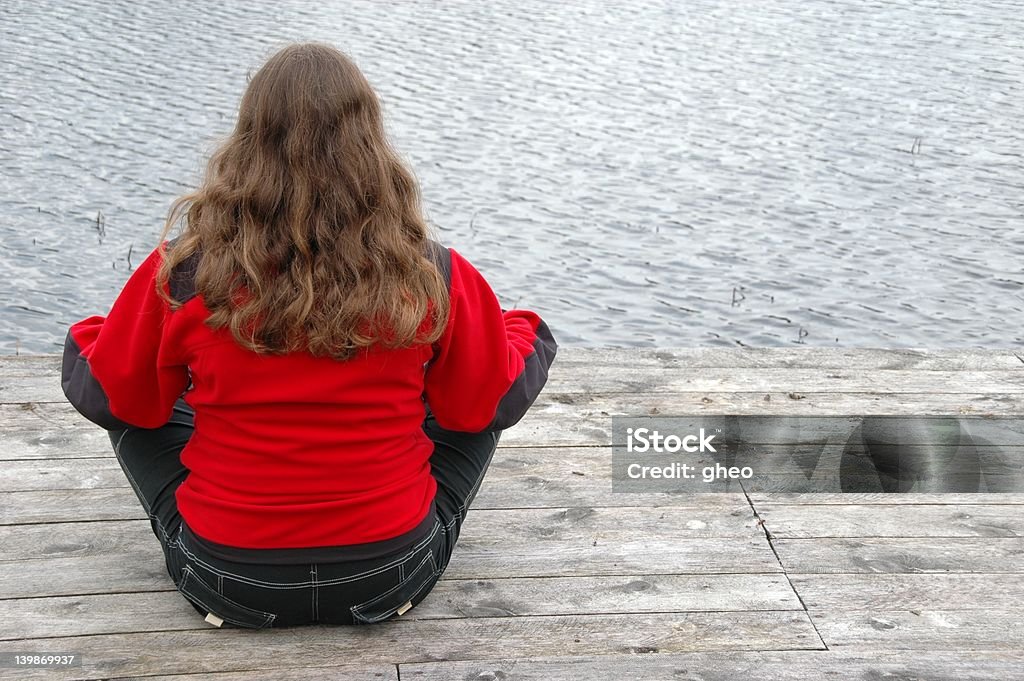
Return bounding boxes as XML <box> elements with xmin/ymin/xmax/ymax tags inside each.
<box><xmin>350</xmin><ymin>551</ymin><xmax>439</xmax><ymax>621</ymax></box>
<box><xmin>458</xmin><ymin>433</ymin><xmax>497</xmax><ymax>516</ymax></box>
<box><xmin>310</xmin><ymin>564</ymin><xmax>319</xmax><ymax>622</ymax></box>
<box><xmin>175</xmin><ymin>519</ymin><xmax>444</xmax><ymax>588</ymax></box>
<box><xmin>112</xmin><ymin>431</ymin><xmax>152</xmax><ymax>515</ymax></box>
<box><xmin>178</xmin><ymin>565</ymin><xmax>276</xmax><ymax>628</ymax></box>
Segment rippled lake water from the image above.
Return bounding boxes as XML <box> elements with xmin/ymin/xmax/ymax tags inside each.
<box><xmin>1</xmin><ymin>0</ymin><xmax>1022</xmax><ymax>354</ymax></box>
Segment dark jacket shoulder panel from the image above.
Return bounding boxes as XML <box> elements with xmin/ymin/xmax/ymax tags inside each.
<box><xmin>165</xmin><ymin>237</ymin><xmax>201</xmax><ymax>305</ymax></box>
<box><xmin>424</xmin><ymin>239</ymin><xmax>451</xmax><ymax>289</ymax></box>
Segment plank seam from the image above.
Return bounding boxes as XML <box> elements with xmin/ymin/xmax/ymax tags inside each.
<box><xmin>743</xmin><ymin>484</ymin><xmax>830</xmax><ymax>651</ymax></box>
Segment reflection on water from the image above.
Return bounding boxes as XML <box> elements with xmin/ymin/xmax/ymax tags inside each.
<box><xmin>1</xmin><ymin>0</ymin><xmax>1022</xmax><ymax>354</ymax></box>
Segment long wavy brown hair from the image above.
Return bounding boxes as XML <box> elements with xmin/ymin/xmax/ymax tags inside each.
<box><xmin>155</xmin><ymin>42</ymin><xmax>449</xmax><ymax>359</ymax></box>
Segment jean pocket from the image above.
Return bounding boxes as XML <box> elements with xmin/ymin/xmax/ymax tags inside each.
<box><xmin>350</xmin><ymin>550</ymin><xmax>439</xmax><ymax>624</ymax></box>
<box><xmin>177</xmin><ymin>565</ymin><xmax>276</xmax><ymax>629</ymax></box>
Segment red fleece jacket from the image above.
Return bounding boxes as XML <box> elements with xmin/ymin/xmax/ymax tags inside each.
<box><xmin>62</xmin><ymin>242</ymin><xmax>556</xmax><ymax>548</ymax></box>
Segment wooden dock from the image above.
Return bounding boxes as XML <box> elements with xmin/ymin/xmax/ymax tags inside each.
<box><xmin>1</xmin><ymin>348</ymin><xmax>1023</xmax><ymax>680</ymax></box>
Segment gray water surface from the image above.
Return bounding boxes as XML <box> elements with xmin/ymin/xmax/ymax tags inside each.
<box><xmin>2</xmin><ymin>0</ymin><xmax>1022</xmax><ymax>354</ymax></box>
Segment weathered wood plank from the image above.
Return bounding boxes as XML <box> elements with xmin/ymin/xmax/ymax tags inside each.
<box><xmin>1</xmin><ymin>591</ymin><xmax>191</xmax><ymax>641</ymax></box>
<box><xmin>415</xmin><ymin>573</ymin><xmax>802</xmax><ymax>619</ymax></box>
<box><xmin>5</xmin><ymin>439</ymin><xmax>1023</xmax><ymax>514</ymax></box>
<box><xmin>0</xmin><ymin>485</ymin><xmax>753</xmax><ymax>528</ymax></box>
<box><xmin>0</xmin><ymin>489</ymin><xmax>142</xmax><ymax>524</ymax></box>
<box><xmin>0</xmin><ymin>573</ymin><xmax>800</xmax><ymax>640</ymax></box>
<box><xmin>485</xmin><ymin>391</ymin><xmax>1024</xmax><ymax>445</ymax></box>
<box><xmin>0</xmin><ymin>612</ymin><xmax>823</xmax><ymax>680</ymax></box>
<box><xmin>7</xmin><ymin>367</ymin><xmax>1024</xmax><ymax>404</ymax></box>
<box><xmin>25</xmin><ymin>460</ymin><xmax>1020</xmax><ymax>525</ymax></box>
<box><xmin>750</xmin><ymin>492</ymin><xmax>1024</xmax><ymax>504</ymax></box>
<box><xmin>109</xmin><ymin>670</ymin><xmax>397</xmax><ymax>681</ymax></box>
<box><xmin>11</xmin><ymin>409</ymin><xmax>1024</xmax><ymax>456</ymax></box>
<box><xmin>0</xmin><ymin>458</ymin><xmax>125</xmax><ymax>493</ymax></box>
<box><xmin>399</xmin><ymin>650</ymin><xmax>1024</xmax><ymax>681</ymax></box>
<box><xmin>742</xmin><ymin>475</ymin><xmax>1024</xmax><ymax>496</ymax></box>
<box><xmin>811</xmin><ymin>609</ymin><xmax>1024</xmax><ymax>650</ymax></box>
<box><xmin>773</xmin><ymin>538</ymin><xmax>1024</xmax><ymax>574</ymax></box>
<box><xmin>0</xmin><ymin>536</ymin><xmax>781</xmax><ymax>600</ymax></box>
<box><xmin>8</xmin><ymin>348</ymin><xmax>1023</xmax><ymax>376</ymax></box>
<box><xmin>7</xmin><ymin>393</ymin><xmax>1024</xmax><ymax>437</ymax></box>
<box><xmin>0</xmin><ymin>426</ymin><xmax>113</xmax><ymax>460</ymax></box>
<box><xmin>6</xmin><ymin>394</ymin><xmax>1024</xmax><ymax>461</ymax></box>
<box><xmin>0</xmin><ymin>487</ymin><xmax>750</xmax><ymax>525</ymax></box>
<box><xmin>0</xmin><ymin>532</ymin><xmax>774</xmax><ymax>598</ymax></box>
<box><xmin>0</xmin><ymin>452</ymin><xmax>754</xmax><ymax>513</ymax></box>
<box><xmin>759</xmin><ymin>504</ymin><xmax>1024</xmax><ymax>538</ymax></box>
<box><xmin>0</xmin><ymin>554</ymin><xmax>172</xmax><ymax>599</ymax></box>
<box><xmin>8</xmin><ymin>488</ymin><xmax>1008</xmax><ymax>529</ymax></box>
<box><xmin>23</xmin><ymin>439</ymin><xmax>973</xmax><ymax>514</ymax></box>
<box><xmin>0</xmin><ymin>511</ymin><xmax>779</xmax><ymax>598</ymax></box>
<box><xmin>1</xmin><ymin>504</ymin><xmax>761</xmax><ymax>561</ymax></box>
<box><xmin>541</xmin><ymin>369</ymin><xmax>1024</xmax><ymax>395</ymax></box>
<box><xmin>790</xmin><ymin>573</ymin><xmax>1024</xmax><ymax>611</ymax></box>
<box><xmin>545</xmin><ymin>348</ymin><xmax>1024</xmax><ymax>371</ymax></box>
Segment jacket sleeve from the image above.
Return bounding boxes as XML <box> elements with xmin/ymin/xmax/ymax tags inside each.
<box><xmin>423</xmin><ymin>247</ymin><xmax>557</xmax><ymax>432</ymax></box>
<box><xmin>61</xmin><ymin>244</ymin><xmax>190</xmax><ymax>430</ymax></box>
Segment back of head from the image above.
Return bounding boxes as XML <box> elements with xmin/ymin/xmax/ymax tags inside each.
<box><xmin>158</xmin><ymin>42</ymin><xmax>448</xmax><ymax>359</ymax></box>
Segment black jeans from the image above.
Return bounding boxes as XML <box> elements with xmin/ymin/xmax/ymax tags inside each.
<box><xmin>109</xmin><ymin>398</ymin><xmax>499</xmax><ymax>627</ymax></box>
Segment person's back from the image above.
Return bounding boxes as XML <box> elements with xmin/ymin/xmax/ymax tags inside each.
<box><xmin>60</xmin><ymin>42</ymin><xmax>556</xmax><ymax>627</ymax></box>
